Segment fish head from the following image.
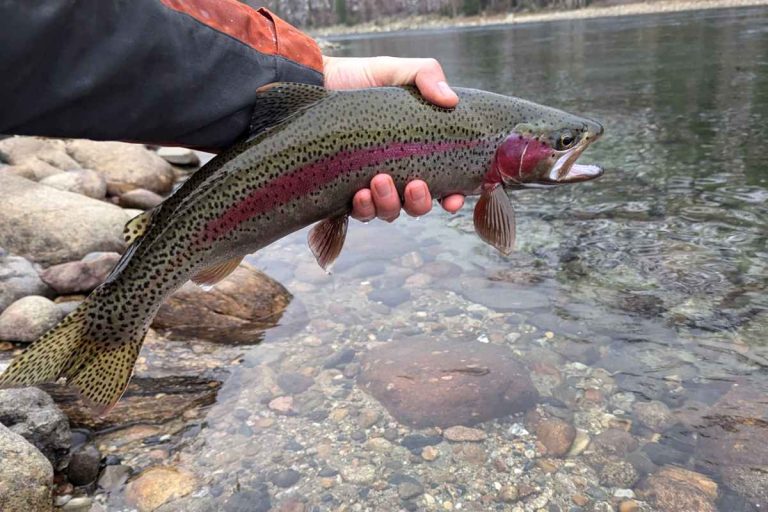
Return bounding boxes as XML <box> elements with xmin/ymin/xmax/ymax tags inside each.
<box><xmin>490</xmin><ymin>113</ymin><xmax>604</xmax><ymax>189</ymax></box>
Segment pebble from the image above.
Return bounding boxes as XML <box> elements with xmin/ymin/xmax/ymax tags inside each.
<box><xmin>498</xmin><ymin>485</ymin><xmax>519</xmax><ymax>503</ymax></box>
<box><xmin>98</xmin><ymin>464</ymin><xmax>131</xmax><ymax>491</ymax></box>
<box><xmin>61</xmin><ymin>497</ymin><xmax>92</xmax><ymax>511</ymax></box>
<box><xmin>421</xmin><ymin>445</ymin><xmax>440</xmax><ymax>461</ymax></box>
<box><xmin>566</xmin><ymin>430</ymin><xmax>591</xmax><ymax>457</ymax></box>
<box><xmin>323</xmin><ymin>348</ymin><xmax>356</xmax><ymax>369</ymax></box>
<box><xmin>340</xmin><ymin>464</ymin><xmax>377</xmax><ymax>484</ymax></box>
<box><xmin>443</xmin><ymin>426</ymin><xmax>487</xmax><ymax>442</ymax></box>
<box><xmin>0</xmin><ymin>295</ymin><xmax>63</xmax><ymax>342</ymax></box>
<box><xmin>268</xmin><ymin>396</ymin><xmax>294</xmax><ymax>415</ymax></box>
<box><xmin>357</xmin><ymin>408</ymin><xmax>381</xmax><ymax>429</ymax></box>
<box><xmin>633</xmin><ymin>400</ymin><xmax>674</xmax><ymax>432</ymax></box>
<box><xmin>156</xmin><ymin>147</ymin><xmax>200</xmax><ymax>166</ymax></box>
<box><xmin>368</xmin><ymin>287</ymin><xmax>411</xmax><ymax>307</ymax></box>
<box><xmin>276</xmin><ymin>372</ymin><xmax>314</xmax><ymax>394</ymax></box>
<box><xmin>118</xmin><ymin>188</ymin><xmax>164</xmax><ymax>210</ymax></box>
<box><xmin>365</xmin><ymin>437</ymin><xmax>393</xmax><ymax>453</ymax></box>
<box><xmin>401</xmin><ymin>434</ymin><xmax>443</xmax><ymax>453</ymax></box>
<box><xmin>67</xmin><ymin>443</ymin><xmax>101</xmax><ymax>486</ymax></box>
<box><xmin>572</xmin><ymin>494</ymin><xmax>589</xmax><ymax>506</ymax></box>
<box><xmin>599</xmin><ymin>460</ymin><xmax>639</xmax><ymax>488</ymax></box>
<box><xmin>618</xmin><ymin>500</ymin><xmax>639</xmax><ymax>512</ymax></box>
<box><xmin>532</xmin><ymin>416</ymin><xmax>576</xmax><ymax>457</ymax></box>
<box><xmin>124</xmin><ymin>466</ymin><xmax>197</xmax><ymax>512</ymax></box>
<box><xmin>270</xmin><ymin>469</ymin><xmax>301</xmax><ymax>488</ymax></box>
<box><xmin>398</xmin><ymin>481</ymin><xmax>425</xmax><ymax>500</ymax></box>
<box><xmin>225</xmin><ymin>486</ymin><xmax>271</xmax><ymax>512</ymax></box>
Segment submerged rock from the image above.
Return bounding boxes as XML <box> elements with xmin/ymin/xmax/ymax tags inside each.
<box><xmin>638</xmin><ymin>466</ymin><xmax>717</xmax><ymax>512</ymax></box>
<box><xmin>0</xmin><ymin>295</ymin><xmax>63</xmax><ymax>342</ymax></box>
<box><xmin>359</xmin><ymin>338</ymin><xmax>538</xmax><ymax>428</ymax></box>
<box><xmin>0</xmin><ymin>423</ymin><xmax>53</xmax><ymax>512</ymax></box>
<box><xmin>125</xmin><ymin>466</ymin><xmax>197</xmax><ymax>512</ymax></box>
<box><xmin>0</xmin><ymin>174</ymin><xmax>130</xmax><ymax>265</ymax></box>
<box><xmin>527</xmin><ymin>412</ymin><xmax>576</xmax><ymax>457</ymax></box>
<box><xmin>67</xmin><ymin>442</ymin><xmax>101</xmax><ymax>486</ymax></box>
<box><xmin>0</xmin><ymin>388</ymin><xmax>70</xmax><ymax>469</ymax></box>
<box><xmin>65</xmin><ymin>140</ymin><xmax>174</xmax><ymax>195</ymax></box>
<box><xmin>153</xmin><ymin>263</ymin><xmax>292</xmax><ymax>343</ymax></box>
<box><xmin>39</xmin><ymin>252</ymin><xmax>120</xmax><ymax>295</ymax></box>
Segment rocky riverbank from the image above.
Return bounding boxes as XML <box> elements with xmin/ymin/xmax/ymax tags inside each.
<box><xmin>313</xmin><ymin>0</ymin><xmax>768</xmax><ymax>37</ymax></box>
<box><xmin>2</xmin><ymin>135</ymin><xmax>767</xmax><ymax>511</ymax></box>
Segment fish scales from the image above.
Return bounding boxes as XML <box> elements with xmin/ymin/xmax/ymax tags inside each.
<box><xmin>0</xmin><ymin>84</ymin><xmax>604</xmax><ymax>412</ymax></box>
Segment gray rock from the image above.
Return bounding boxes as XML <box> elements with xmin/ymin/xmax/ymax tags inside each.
<box><xmin>269</xmin><ymin>468</ymin><xmax>301</xmax><ymax>488</ymax></box>
<box><xmin>39</xmin><ymin>169</ymin><xmax>107</xmax><ymax>199</ymax></box>
<box><xmin>118</xmin><ymin>188</ymin><xmax>164</xmax><ymax>210</ymax></box>
<box><xmin>98</xmin><ymin>464</ymin><xmax>132</xmax><ymax>492</ymax></box>
<box><xmin>599</xmin><ymin>460</ymin><xmax>639</xmax><ymax>488</ymax></box>
<box><xmin>0</xmin><ymin>387</ymin><xmax>71</xmax><ymax>469</ymax></box>
<box><xmin>276</xmin><ymin>372</ymin><xmax>314</xmax><ymax>394</ymax></box>
<box><xmin>39</xmin><ymin>252</ymin><xmax>120</xmax><ymax>294</ymax></box>
<box><xmin>224</xmin><ymin>486</ymin><xmax>271</xmax><ymax>512</ymax></box>
<box><xmin>0</xmin><ymin>295</ymin><xmax>63</xmax><ymax>342</ymax></box>
<box><xmin>359</xmin><ymin>339</ymin><xmax>538</xmax><ymax>428</ymax></box>
<box><xmin>398</xmin><ymin>480</ymin><xmax>424</xmax><ymax>500</ymax></box>
<box><xmin>721</xmin><ymin>465</ymin><xmax>768</xmax><ymax>508</ymax></box>
<box><xmin>0</xmin><ymin>423</ymin><xmax>53</xmax><ymax>512</ymax></box>
<box><xmin>0</xmin><ymin>174</ymin><xmax>130</xmax><ymax>265</ymax></box>
<box><xmin>67</xmin><ymin>443</ymin><xmax>101</xmax><ymax>486</ymax></box>
<box><xmin>368</xmin><ymin>287</ymin><xmax>411</xmax><ymax>307</ymax></box>
<box><xmin>459</xmin><ymin>277</ymin><xmax>549</xmax><ymax>312</ymax></box>
<box><xmin>633</xmin><ymin>400</ymin><xmax>674</xmax><ymax>432</ymax></box>
<box><xmin>157</xmin><ymin>147</ymin><xmax>200</xmax><ymax>166</ymax></box>
<box><xmin>66</xmin><ymin>140</ymin><xmax>174</xmax><ymax>195</ymax></box>
<box><xmin>0</xmin><ymin>253</ymin><xmax>52</xmax><ymax>312</ymax></box>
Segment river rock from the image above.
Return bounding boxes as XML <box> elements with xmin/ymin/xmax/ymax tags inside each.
<box><xmin>639</xmin><ymin>466</ymin><xmax>717</xmax><ymax>512</ymax></box>
<box><xmin>443</xmin><ymin>426</ymin><xmax>487</xmax><ymax>442</ymax></box>
<box><xmin>527</xmin><ymin>413</ymin><xmax>576</xmax><ymax>457</ymax></box>
<box><xmin>599</xmin><ymin>460</ymin><xmax>639</xmax><ymax>488</ymax></box>
<box><xmin>0</xmin><ymin>136</ymin><xmax>79</xmax><ymax>179</ymax></box>
<box><xmin>720</xmin><ymin>465</ymin><xmax>768</xmax><ymax>508</ymax></box>
<box><xmin>67</xmin><ymin>442</ymin><xmax>101</xmax><ymax>486</ymax></box>
<box><xmin>358</xmin><ymin>338</ymin><xmax>538</xmax><ymax>428</ymax></box>
<box><xmin>125</xmin><ymin>466</ymin><xmax>197</xmax><ymax>512</ymax></box>
<box><xmin>98</xmin><ymin>464</ymin><xmax>132</xmax><ymax>492</ymax></box>
<box><xmin>0</xmin><ymin>423</ymin><xmax>53</xmax><ymax>512</ymax></box>
<box><xmin>0</xmin><ymin>252</ymin><xmax>52</xmax><ymax>312</ymax></box>
<box><xmin>39</xmin><ymin>252</ymin><xmax>120</xmax><ymax>294</ymax></box>
<box><xmin>456</xmin><ymin>277</ymin><xmax>549</xmax><ymax>312</ymax></box>
<box><xmin>39</xmin><ymin>169</ymin><xmax>107</xmax><ymax>199</ymax></box>
<box><xmin>153</xmin><ymin>263</ymin><xmax>292</xmax><ymax>343</ymax></box>
<box><xmin>0</xmin><ymin>295</ymin><xmax>63</xmax><ymax>342</ymax></box>
<box><xmin>0</xmin><ymin>174</ymin><xmax>130</xmax><ymax>265</ymax></box>
<box><xmin>0</xmin><ymin>388</ymin><xmax>70</xmax><ymax>469</ymax></box>
<box><xmin>118</xmin><ymin>188</ymin><xmax>164</xmax><ymax>210</ymax></box>
<box><xmin>66</xmin><ymin>140</ymin><xmax>174</xmax><ymax>195</ymax></box>
<box><xmin>633</xmin><ymin>400</ymin><xmax>674</xmax><ymax>432</ymax></box>
<box><xmin>156</xmin><ymin>147</ymin><xmax>200</xmax><ymax>166</ymax></box>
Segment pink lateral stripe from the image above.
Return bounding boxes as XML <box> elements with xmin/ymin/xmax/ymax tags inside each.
<box><xmin>203</xmin><ymin>139</ymin><xmax>485</xmax><ymax>240</ymax></box>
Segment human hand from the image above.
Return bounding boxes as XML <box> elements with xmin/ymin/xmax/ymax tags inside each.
<box><xmin>323</xmin><ymin>56</ymin><xmax>466</xmax><ymax>222</ymax></box>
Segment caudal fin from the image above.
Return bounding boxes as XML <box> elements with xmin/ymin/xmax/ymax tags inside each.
<box><xmin>0</xmin><ymin>294</ymin><xmax>147</xmax><ymax>414</ymax></box>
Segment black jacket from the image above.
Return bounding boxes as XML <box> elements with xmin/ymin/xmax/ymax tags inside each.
<box><xmin>0</xmin><ymin>0</ymin><xmax>324</xmax><ymax>152</ymax></box>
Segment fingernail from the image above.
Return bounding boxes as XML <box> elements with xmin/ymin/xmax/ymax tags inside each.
<box><xmin>437</xmin><ymin>81</ymin><xmax>455</xmax><ymax>97</ymax></box>
<box><xmin>410</xmin><ymin>184</ymin><xmax>426</xmax><ymax>202</ymax></box>
<box><xmin>374</xmin><ymin>180</ymin><xmax>392</xmax><ymax>198</ymax></box>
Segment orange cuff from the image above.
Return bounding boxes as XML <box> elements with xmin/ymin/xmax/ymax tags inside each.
<box><xmin>160</xmin><ymin>1</ymin><xmax>323</xmax><ymax>74</ymax></box>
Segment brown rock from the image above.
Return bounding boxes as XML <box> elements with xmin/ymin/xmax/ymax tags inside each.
<box><xmin>572</xmin><ymin>494</ymin><xmax>589</xmax><ymax>506</ymax></box>
<box><xmin>0</xmin><ymin>423</ymin><xmax>53</xmax><ymax>512</ymax></box>
<box><xmin>528</xmin><ymin>413</ymin><xmax>576</xmax><ymax>457</ymax></box>
<box><xmin>452</xmin><ymin>443</ymin><xmax>486</xmax><ymax>464</ymax></box>
<box><xmin>268</xmin><ymin>396</ymin><xmax>294</xmax><ymax>415</ymax></box>
<box><xmin>153</xmin><ymin>263</ymin><xmax>292</xmax><ymax>343</ymax></box>
<box><xmin>592</xmin><ymin>428</ymin><xmax>639</xmax><ymax>456</ymax></box>
<box><xmin>443</xmin><ymin>426</ymin><xmax>487</xmax><ymax>442</ymax></box>
<box><xmin>125</xmin><ymin>466</ymin><xmax>196</xmax><ymax>512</ymax></box>
<box><xmin>421</xmin><ymin>445</ymin><xmax>440</xmax><ymax>461</ymax></box>
<box><xmin>0</xmin><ymin>295</ymin><xmax>63</xmax><ymax>342</ymax></box>
<box><xmin>66</xmin><ymin>140</ymin><xmax>174</xmax><ymax>195</ymax></box>
<box><xmin>498</xmin><ymin>485</ymin><xmax>519</xmax><ymax>503</ymax></box>
<box><xmin>618</xmin><ymin>500</ymin><xmax>639</xmax><ymax>512</ymax></box>
<box><xmin>357</xmin><ymin>408</ymin><xmax>381</xmax><ymax>429</ymax></box>
<box><xmin>599</xmin><ymin>460</ymin><xmax>639</xmax><ymax>488</ymax></box>
<box><xmin>633</xmin><ymin>400</ymin><xmax>674</xmax><ymax>432</ymax></box>
<box><xmin>45</xmin><ymin>375</ymin><xmax>221</xmax><ymax>430</ymax></box>
<box><xmin>0</xmin><ymin>174</ymin><xmax>130</xmax><ymax>265</ymax></box>
<box><xmin>39</xmin><ymin>252</ymin><xmax>120</xmax><ymax>294</ymax></box>
<box><xmin>720</xmin><ymin>465</ymin><xmax>768</xmax><ymax>508</ymax></box>
<box><xmin>118</xmin><ymin>189</ymin><xmax>164</xmax><ymax>210</ymax></box>
<box><xmin>358</xmin><ymin>339</ymin><xmax>538</xmax><ymax>428</ymax></box>
<box><xmin>639</xmin><ymin>466</ymin><xmax>718</xmax><ymax>512</ymax></box>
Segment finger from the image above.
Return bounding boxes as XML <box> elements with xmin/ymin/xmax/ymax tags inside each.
<box><xmin>440</xmin><ymin>194</ymin><xmax>465</xmax><ymax>214</ymax></box>
<box><xmin>403</xmin><ymin>180</ymin><xmax>433</xmax><ymax>217</ymax></box>
<box><xmin>351</xmin><ymin>189</ymin><xmax>376</xmax><ymax>222</ymax></box>
<box><xmin>370</xmin><ymin>174</ymin><xmax>401</xmax><ymax>222</ymax></box>
<box><xmin>413</xmin><ymin>59</ymin><xmax>459</xmax><ymax>109</ymax></box>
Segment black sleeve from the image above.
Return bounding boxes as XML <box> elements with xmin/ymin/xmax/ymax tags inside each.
<box><xmin>0</xmin><ymin>0</ymin><xmax>324</xmax><ymax>152</ymax></box>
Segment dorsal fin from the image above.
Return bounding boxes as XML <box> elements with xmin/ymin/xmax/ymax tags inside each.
<box><xmin>123</xmin><ymin>208</ymin><xmax>157</xmax><ymax>245</ymax></box>
<box><xmin>248</xmin><ymin>83</ymin><xmax>331</xmax><ymax>138</ymax></box>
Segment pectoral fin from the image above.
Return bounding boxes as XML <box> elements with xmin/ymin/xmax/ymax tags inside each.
<box><xmin>308</xmin><ymin>214</ymin><xmax>349</xmax><ymax>271</ymax></box>
<box><xmin>192</xmin><ymin>256</ymin><xmax>244</xmax><ymax>288</ymax></box>
<box><xmin>123</xmin><ymin>208</ymin><xmax>157</xmax><ymax>245</ymax></box>
<box><xmin>473</xmin><ymin>185</ymin><xmax>516</xmax><ymax>255</ymax></box>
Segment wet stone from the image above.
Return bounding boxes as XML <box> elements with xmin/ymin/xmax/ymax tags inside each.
<box><xmin>359</xmin><ymin>339</ymin><xmax>538</xmax><ymax>428</ymax></box>
<box><xmin>398</xmin><ymin>480</ymin><xmax>425</xmax><ymax>500</ymax></box>
<box><xmin>443</xmin><ymin>425</ymin><xmax>487</xmax><ymax>442</ymax></box>
<box><xmin>225</xmin><ymin>485</ymin><xmax>271</xmax><ymax>512</ymax></box>
<box><xmin>599</xmin><ymin>460</ymin><xmax>639</xmax><ymax>488</ymax></box>
<box><xmin>98</xmin><ymin>464</ymin><xmax>131</xmax><ymax>492</ymax></box>
<box><xmin>633</xmin><ymin>400</ymin><xmax>674</xmax><ymax>432</ymax></box>
<box><xmin>323</xmin><ymin>348</ymin><xmax>356</xmax><ymax>369</ymax></box>
<box><xmin>358</xmin><ymin>408</ymin><xmax>381</xmax><ymax>429</ymax></box>
<box><xmin>276</xmin><ymin>372</ymin><xmax>314</xmax><ymax>394</ymax></box>
<box><xmin>66</xmin><ymin>443</ymin><xmax>100</xmax><ymax>486</ymax></box>
<box><xmin>368</xmin><ymin>287</ymin><xmax>411</xmax><ymax>307</ymax></box>
<box><xmin>0</xmin><ymin>423</ymin><xmax>53</xmax><ymax>512</ymax></box>
<box><xmin>592</xmin><ymin>429</ymin><xmax>638</xmax><ymax>457</ymax></box>
<box><xmin>639</xmin><ymin>466</ymin><xmax>717</xmax><ymax>512</ymax></box>
<box><xmin>528</xmin><ymin>413</ymin><xmax>576</xmax><ymax>458</ymax></box>
<box><xmin>270</xmin><ymin>469</ymin><xmax>301</xmax><ymax>488</ymax></box>
<box><xmin>642</xmin><ymin>442</ymin><xmax>688</xmax><ymax>466</ymax></box>
<box><xmin>401</xmin><ymin>434</ymin><xmax>442</xmax><ymax>453</ymax></box>
<box><xmin>720</xmin><ymin>465</ymin><xmax>768</xmax><ymax>508</ymax></box>
<box><xmin>124</xmin><ymin>466</ymin><xmax>197</xmax><ymax>512</ymax></box>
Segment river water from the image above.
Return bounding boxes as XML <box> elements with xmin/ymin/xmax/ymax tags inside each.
<box><xmin>106</xmin><ymin>7</ymin><xmax>768</xmax><ymax>512</ymax></box>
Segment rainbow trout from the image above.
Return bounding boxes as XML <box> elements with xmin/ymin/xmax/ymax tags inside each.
<box><xmin>0</xmin><ymin>83</ymin><xmax>603</xmax><ymax>411</ymax></box>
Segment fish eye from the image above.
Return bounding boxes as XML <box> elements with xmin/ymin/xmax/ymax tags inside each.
<box><xmin>556</xmin><ymin>130</ymin><xmax>577</xmax><ymax>151</ymax></box>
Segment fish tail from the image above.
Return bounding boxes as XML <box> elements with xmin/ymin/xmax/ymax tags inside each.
<box><xmin>0</xmin><ymin>287</ymin><xmax>148</xmax><ymax>414</ymax></box>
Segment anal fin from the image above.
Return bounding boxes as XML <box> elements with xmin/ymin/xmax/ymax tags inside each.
<box><xmin>308</xmin><ymin>214</ymin><xmax>349</xmax><ymax>271</ymax></box>
<box><xmin>473</xmin><ymin>185</ymin><xmax>516</xmax><ymax>255</ymax></box>
<box><xmin>192</xmin><ymin>256</ymin><xmax>244</xmax><ymax>288</ymax></box>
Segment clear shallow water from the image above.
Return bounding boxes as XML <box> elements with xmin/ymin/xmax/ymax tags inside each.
<box><xmin>108</xmin><ymin>8</ymin><xmax>768</xmax><ymax>512</ymax></box>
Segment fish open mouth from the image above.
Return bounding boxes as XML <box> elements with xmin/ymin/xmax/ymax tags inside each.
<box><xmin>534</xmin><ymin>127</ymin><xmax>604</xmax><ymax>186</ymax></box>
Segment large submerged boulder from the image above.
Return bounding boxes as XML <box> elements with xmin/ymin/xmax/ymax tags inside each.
<box><xmin>0</xmin><ymin>174</ymin><xmax>130</xmax><ymax>265</ymax></box>
<box><xmin>359</xmin><ymin>338</ymin><xmax>539</xmax><ymax>428</ymax></box>
<box><xmin>153</xmin><ymin>263</ymin><xmax>292</xmax><ymax>343</ymax></box>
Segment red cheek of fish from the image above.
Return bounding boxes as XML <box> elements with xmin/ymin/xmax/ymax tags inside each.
<box><xmin>490</xmin><ymin>135</ymin><xmax>554</xmax><ymax>184</ymax></box>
